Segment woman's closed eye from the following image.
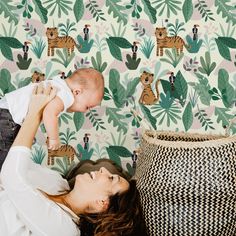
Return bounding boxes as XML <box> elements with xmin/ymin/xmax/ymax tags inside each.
<box><xmin>109</xmin><ymin>176</ymin><xmax>114</xmax><ymax>181</ymax></box>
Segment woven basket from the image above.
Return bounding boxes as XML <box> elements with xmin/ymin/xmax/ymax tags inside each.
<box><xmin>135</xmin><ymin>130</ymin><xmax>236</xmax><ymax>236</ymax></box>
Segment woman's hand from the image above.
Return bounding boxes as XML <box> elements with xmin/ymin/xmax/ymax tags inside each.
<box><xmin>12</xmin><ymin>83</ymin><xmax>57</xmax><ymax>148</ymax></box>
<box><xmin>27</xmin><ymin>83</ymin><xmax>57</xmax><ymax>116</ymax></box>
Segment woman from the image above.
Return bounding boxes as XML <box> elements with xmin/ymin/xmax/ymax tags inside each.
<box><xmin>65</xmin><ymin>159</ymin><xmax>147</xmax><ymax>236</ymax></box>
<box><xmin>66</xmin><ymin>159</ymin><xmax>132</xmax><ymax>189</ymax></box>
<box><xmin>0</xmin><ymin>84</ymin><xmax>145</xmax><ymax>236</ymax></box>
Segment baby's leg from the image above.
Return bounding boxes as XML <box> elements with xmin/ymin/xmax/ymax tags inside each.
<box><xmin>0</xmin><ymin>109</ymin><xmax>21</xmax><ymax>170</ymax></box>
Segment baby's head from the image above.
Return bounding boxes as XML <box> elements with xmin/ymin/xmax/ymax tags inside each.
<box><xmin>66</xmin><ymin>68</ymin><xmax>104</xmax><ymax>112</ymax></box>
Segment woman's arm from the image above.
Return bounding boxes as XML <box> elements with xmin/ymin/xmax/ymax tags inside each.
<box><xmin>12</xmin><ymin>83</ymin><xmax>56</xmax><ymax>148</ymax></box>
<box><xmin>1</xmin><ymin>84</ymin><xmax>80</xmax><ymax>235</ymax></box>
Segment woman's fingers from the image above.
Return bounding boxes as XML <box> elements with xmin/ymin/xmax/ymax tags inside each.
<box><xmin>37</xmin><ymin>83</ymin><xmax>44</xmax><ymax>94</ymax></box>
<box><xmin>45</xmin><ymin>83</ymin><xmax>57</xmax><ymax>100</ymax></box>
<box><xmin>45</xmin><ymin>83</ymin><xmax>52</xmax><ymax>95</ymax></box>
<box><xmin>32</xmin><ymin>85</ymin><xmax>38</xmax><ymax>94</ymax></box>
<box><xmin>48</xmin><ymin>86</ymin><xmax>57</xmax><ymax>100</ymax></box>
<box><xmin>31</xmin><ymin>83</ymin><xmax>56</xmax><ymax>106</ymax></box>
<box><xmin>33</xmin><ymin>83</ymin><xmax>56</xmax><ymax>96</ymax></box>
<box><xmin>33</xmin><ymin>83</ymin><xmax>44</xmax><ymax>94</ymax></box>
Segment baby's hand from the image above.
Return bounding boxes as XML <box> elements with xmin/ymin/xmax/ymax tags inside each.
<box><xmin>47</xmin><ymin>138</ymin><xmax>61</xmax><ymax>150</ymax></box>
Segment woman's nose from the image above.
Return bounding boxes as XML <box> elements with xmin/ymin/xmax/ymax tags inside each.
<box><xmin>99</xmin><ymin>167</ymin><xmax>109</xmax><ymax>174</ymax></box>
<box><xmin>99</xmin><ymin>167</ymin><xmax>104</xmax><ymax>173</ymax></box>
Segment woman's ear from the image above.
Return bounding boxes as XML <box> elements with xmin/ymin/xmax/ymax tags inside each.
<box><xmin>98</xmin><ymin>198</ymin><xmax>109</xmax><ymax>211</ymax></box>
<box><xmin>87</xmin><ymin>197</ymin><xmax>109</xmax><ymax>213</ymax></box>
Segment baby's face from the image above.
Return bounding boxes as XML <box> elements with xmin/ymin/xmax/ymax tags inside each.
<box><xmin>69</xmin><ymin>89</ymin><xmax>103</xmax><ymax>113</ymax></box>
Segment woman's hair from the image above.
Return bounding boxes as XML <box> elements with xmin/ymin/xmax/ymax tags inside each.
<box><xmin>66</xmin><ymin>159</ymin><xmax>147</xmax><ymax>236</ymax></box>
<box><xmin>93</xmin><ymin>179</ymin><xmax>147</xmax><ymax>236</ymax></box>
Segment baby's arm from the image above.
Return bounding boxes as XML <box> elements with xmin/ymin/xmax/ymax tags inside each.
<box><xmin>43</xmin><ymin>96</ymin><xmax>64</xmax><ymax>150</ymax></box>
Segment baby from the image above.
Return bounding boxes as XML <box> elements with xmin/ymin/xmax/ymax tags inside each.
<box><xmin>0</xmin><ymin>68</ymin><xmax>104</xmax><ymax>169</ymax></box>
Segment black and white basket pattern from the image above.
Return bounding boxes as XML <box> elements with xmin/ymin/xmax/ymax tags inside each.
<box><xmin>135</xmin><ymin>131</ymin><xmax>236</xmax><ymax>236</ymax></box>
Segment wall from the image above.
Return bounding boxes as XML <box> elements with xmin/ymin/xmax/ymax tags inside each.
<box><xmin>0</xmin><ymin>0</ymin><xmax>235</xmax><ymax>175</ymax></box>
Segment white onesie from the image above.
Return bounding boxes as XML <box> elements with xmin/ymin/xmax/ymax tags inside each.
<box><xmin>0</xmin><ymin>76</ymin><xmax>74</xmax><ymax>125</ymax></box>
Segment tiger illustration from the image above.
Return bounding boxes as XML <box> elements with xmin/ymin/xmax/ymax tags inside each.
<box><xmin>31</xmin><ymin>71</ymin><xmax>45</xmax><ymax>83</ymax></box>
<box><xmin>47</xmin><ymin>144</ymin><xmax>80</xmax><ymax>165</ymax></box>
<box><xmin>139</xmin><ymin>71</ymin><xmax>160</xmax><ymax>105</ymax></box>
<box><xmin>46</xmin><ymin>27</ymin><xmax>81</xmax><ymax>56</ymax></box>
<box><xmin>155</xmin><ymin>27</ymin><xmax>188</xmax><ymax>56</ymax></box>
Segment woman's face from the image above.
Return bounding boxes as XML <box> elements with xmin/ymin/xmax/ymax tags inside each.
<box><xmin>74</xmin><ymin>167</ymin><xmax>129</xmax><ymax>213</ymax></box>
<box><xmin>76</xmin><ymin>167</ymin><xmax>129</xmax><ymax>195</ymax></box>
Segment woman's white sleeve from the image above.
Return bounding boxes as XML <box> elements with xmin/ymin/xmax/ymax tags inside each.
<box><xmin>1</xmin><ymin>146</ymin><xmax>80</xmax><ymax>236</ymax></box>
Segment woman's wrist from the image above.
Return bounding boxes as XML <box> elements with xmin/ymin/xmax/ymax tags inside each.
<box><xmin>22</xmin><ymin>113</ymin><xmax>42</xmax><ymax>127</ymax></box>
<box><xmin>48</xmin><ymin>137</ymin><xmax>59</xmax><ymax>141</ymax></box>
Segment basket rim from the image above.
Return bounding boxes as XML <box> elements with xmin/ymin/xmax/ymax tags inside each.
<box><xmin>143</xmin><ymin>130</ymin><xmax>236</xmax><ymax>148</ymax></box>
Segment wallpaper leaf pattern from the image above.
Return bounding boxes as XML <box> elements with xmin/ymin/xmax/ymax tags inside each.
<box><xmin>0</xmin><ymin>0</ymin><xmax>236</xmax><ymax>175</ymax></box>
<box><xmin>0</xmin><ymin>1</ymin><xmax>18</xmax><ymax>25</ymax></box>
<box><xmin>182</xmin><ymin>0</ymin><xmax>193</xmax><ymax>23</ymax></box>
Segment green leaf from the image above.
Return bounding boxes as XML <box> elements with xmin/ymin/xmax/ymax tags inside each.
<box><xmin>161</xmin><ymin>79</ymin><xmax>177</xmax><ymax>99</ymax></box>
<box><xmin>0</xmin><ymin>1</ymin><xmax>19</xmax><ymax>25</ymax></box>
<box><xmin>106</xmin><ymin>107</ymin><xmax>128</xmax><ymax>134</ymax></box>
<box><xmin>18</xmin><ymin>78</ymin><xmax>31</xmax><ymax>88</ymax></box>
<box><xmin>140</xmin><ymin>0</ymin><xmax>157</xmax><ymax>23</ymax></box>
<box><xmin>215</xmin><ymin>0</ymin><xmax>236</xmax><ymax>25</ymax></box>
<box><xmin>212</xmin><ymin>96</ymin><xmax>220</xmax><ymax>100</ymax></box>
<box><xmin>109</xmin><ymin>69</ymin><xmax>126</xmax><ymax>107</ymax></box>
<box><xmin>215</xmin><ymin>38</ymin><xmax>231</xmax><ymax>61</ymax></box>
<box><xmin>214</xmin><ymin>107</ymin><xmax>233</xmax><ymax>127</ymax></box>
<box><xmin>0</xmin><ymin>37</ymin><xmax>23</xmax><ymax>48</ymax></box>
<box><xmin>91</xmin><ymin>55</ymin><xmax>98</xmax><ymax>68</ymax></box>
<box><xmin>32</xmin><ymin>0</ymin><xmax>48</xmax><ymax>23</ymax></box>
<box><xmin>182</xmin><ymin>102</ymin><xmax>193</xmax><ymax>131</ymax></box>
<box><xmin>192</xmin><ymin>75</ymin><xmax>211</xmax><ymax>106</ymax></box>
<box><xmin>106</xmin><ymin>38</ymin><xmax>122</xmax><ymax>61</ymax></box>
<box><xmin>182</xmin><ymin>0</ymin><xmax>193</xmax><ymax>22</ymax></box>
<box><xmin>109</xmin><ymin>37</ymin><xmax>132</xmax><ymax>48</ymax></box>
<box><xmin>209</xmin><ymin>62</ymin><xmax>216</xmax><ymax>72</ymax></box>
<box><xmin>105</xmin><ymin>0</ymin><xmax>128</xmax><ymax>25</ymax></box>
<box><xmin>212</xmin><ymin>87</ymin><xmax>218</xmax><ymax>93</ymax></box>
<box><xmin>174</xmin><ymin>71</ymin><xmax>188</xmax><ymax>106</ymax></box>
<box><xmin>198</xmin><ymin>67</ymin><xmax>206</xmax><ymax>74</ymax></box>
<box><xmin>140</xmin><ymin>104</ymin><xmax>157</xmax><ymax>130</ymax></box>
<box><xmin>0</xmin><ymin>42</ymin><xmax>13</xmax><ymax>61</ymax></box>
<box><xmin>108</xmin><ymin>146</ymin><xmax>132</xmax><ymax>157</ymax></box>
<box><xmin>73</xmin><ymin>112</ymin><xmax>85</xmax><ymax>131</ymax></box>
<box><xmin>218</xmin><ymin>68</ymin><xmax>229</xmax><ymax>85</ymax></box>
<box><xmin>96</xmin><ymin>51</ymin><xmax>102</xmax><ymax>64</ymax></box>
<box><xmin>73</xmin><ymin>0</ymin><xmax>84</xmax><ymax>22</ymax></box>
<box><xmin>100</xmin><ymin>62</ymin><xmax>107</xmax><ymax>72</ymax></box>
<box><xmin>205</xmin><ymin>51</ymin><xmax>210</xmax><ymax>65</ymax></box>
<box><xmin>106</xmin><ymin>147</ymin><xmax>121</xmax><ymax>166</ymax></box>
<box><xmin>218</xmin><ymin>68</ymin><xmax>235</xmax><ymax>107</ymax></box>
<box><xmin>200</xmin><ymin>55</ymin><xmax>207</xmax><ymax>69</ymax></box>
<box><xmin>28</xmin><ymin>5</ymin><xmax>33</xmax><ymax>12</ymax></box>
<box><xmin>126</xmin><ymin>77</ymin><xmax>139</xmax><ymax>97</ymax></box>
<box><xmin>0</xmin><ymin>69</ymin><xmax>15</xmax><ymax>94</ymax></box>
<box><xmin>218</xmin><ymin>37</ymin><xmax>236</xmax><ymax>48</ymax></box>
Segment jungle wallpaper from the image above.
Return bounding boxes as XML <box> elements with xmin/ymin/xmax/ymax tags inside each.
<box><xmin>0</xmin><ymin>0</ymin><xmax>235</xmax><ymax>176</ymax></box>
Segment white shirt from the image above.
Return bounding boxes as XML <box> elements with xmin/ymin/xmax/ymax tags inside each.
<box><xmin>0</xmin><ymin>146</ymin><xmax>80</xmax><ymax>236</ymax></box>
<box><xmin>0</xmin><ymin>76</ymin><xmax>74</xmax><ymax>125</ymax></box>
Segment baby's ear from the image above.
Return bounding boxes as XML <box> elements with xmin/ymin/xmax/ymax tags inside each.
<box><xmin>72</xmin><ymin>88</ymin><xmax>82</xmax><ymax>96</ymax></box>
